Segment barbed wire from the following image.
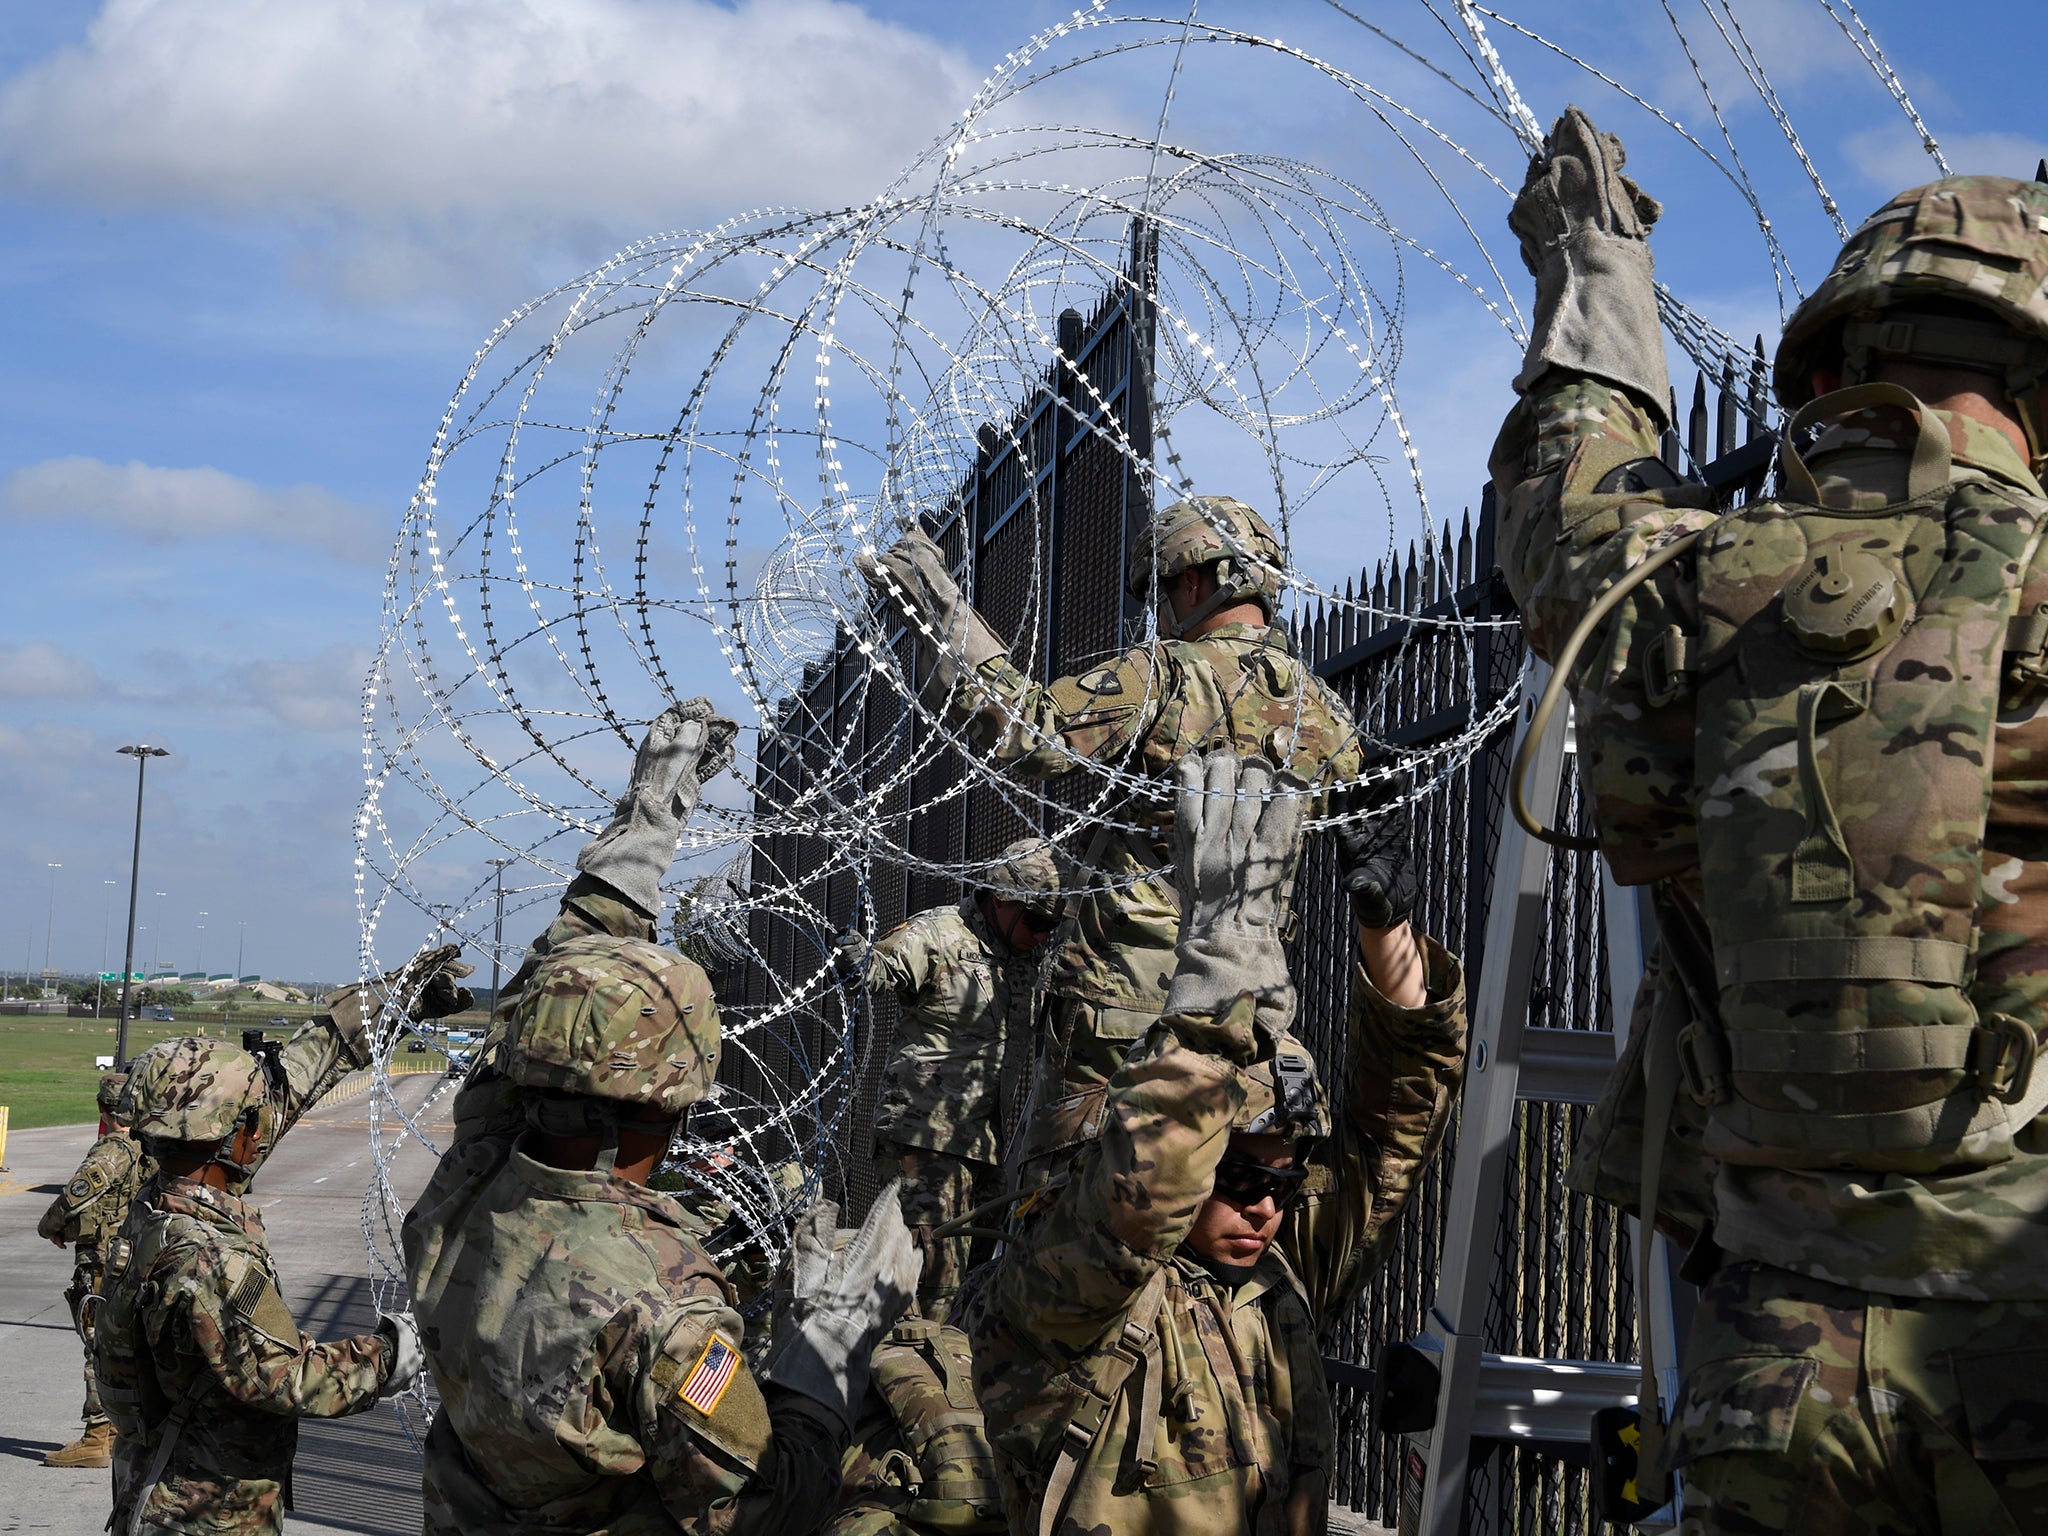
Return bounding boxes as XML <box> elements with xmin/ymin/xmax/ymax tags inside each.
<box><xmin>346</xmin><ymin>0</ymin><xmax>1959</xmax><ymax>1397</ymax></box>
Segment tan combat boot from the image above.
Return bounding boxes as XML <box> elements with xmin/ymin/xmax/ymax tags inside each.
<box><xmin>44</xmin><ymin>1420</ymin><xmax>115</xmax><ymax>1468</ymax></box>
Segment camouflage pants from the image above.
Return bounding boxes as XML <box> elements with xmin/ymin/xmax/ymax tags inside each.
<box><xmin>1669</xmin><ymin>1259</ymin><xmax>2048</xmax><ymax>1535</ymax></box>
<box><xmin>65</xmin><ymin>1255</ymin><xmax>107</xmax><ymax>1426</ymax></box>
<box><xmin>878</xmin><ymin>1143</ymin><xmax>996</xmax><ymax>1321</ymax></box>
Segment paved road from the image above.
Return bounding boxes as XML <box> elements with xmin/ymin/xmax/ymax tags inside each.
<box><xmin>0</xmin><ymin>1071</ymin><xmax>455</xmax><ymax>1536</ymax></box>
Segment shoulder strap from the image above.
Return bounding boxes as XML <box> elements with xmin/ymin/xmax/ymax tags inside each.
<box><xmin>1037</xmin><ymin>1270</ymin><xmax>1168</xmax><ymax>1536</ymax></box>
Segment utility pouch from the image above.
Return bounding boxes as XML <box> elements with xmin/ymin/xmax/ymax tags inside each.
<box><xmin>1689</xmin><ymin>392</ymin><xmax>2048</xmax><ymax>1171</ymax></box>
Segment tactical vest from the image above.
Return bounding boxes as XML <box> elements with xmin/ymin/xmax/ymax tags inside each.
<box><xmin>864</xmin><ymin>1319</ymin><xmax>1004</xmax><ymax>1534</ymax></box>
<box><xmin>1582</xmin><ymin>390</ymin><xmax>2048</xmax><ymax>1171</ymax></box>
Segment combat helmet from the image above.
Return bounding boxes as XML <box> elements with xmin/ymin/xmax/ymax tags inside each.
<box><xmin>503</xmin><ymin>934</ymin><xmax>721</xmax><ymax>1141</ymax></box>
<box><xmin>1232</xmin><ymin>1033</ymin><xmax>1332</xmax><ymax>1141</ymax></box>
<box><xmin>127</xmin><ymin>1038</ymin><xmax>266</xmax><ymax>1152</ymax></box>
<box><xmin>1775</xmin><ymin>176</ymin><xmax>2048</xmax><ymax>463</ymax></box>
<box><xmin>97</xmin><ymin>1071</ymin><xmax>131</xmax><ymax>1122</ymax></box>
<box><xmin>987</xmin><ymin>836</ymin><xmax>1066</xmax><ymax>919</ymax></box>
<box><xmin>1126</xmin><ymin>496</ymin><xmax>1287</xmax><ymax>631</ymax></box>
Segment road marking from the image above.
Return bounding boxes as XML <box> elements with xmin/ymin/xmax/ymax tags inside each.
<box><xmin>314</xmin><ymin>1176</ymin><xmax>329</xmax><ymax>1184</ymax></box>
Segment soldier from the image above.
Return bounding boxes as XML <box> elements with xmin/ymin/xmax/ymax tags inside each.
<box><xmin>402</xmin><ymin>697</ymin><xmax>922</xmax><ymax>1535</ymax></box>
<box><xmin>1493</xmin><ymin>109</ymin><xmax>2048</xmax><ymax>1528</ymax></box>
<box><xmin>968</xmin><ymin>750</ymin><xmax>1466</xmax><ymax>1533</ymax></box>
<box><xmin>860</xmin><ymin>497</ymin><xmax>1364</xmax><ymax>1180</ymax></box>
<box><xmin>863</xmin><ymin>835</ymin><xmax>1062</xmax><ymax>1316</ymax></box>
<box><xmin>37</xmin><ymin>1072</ymin><xmax>153</xmax><ymax>1469</ymax></box>
<box><xmin>94</xmin><ymin>1035</ymin><xmax>428</xmax><ymax>1536</ymax></box>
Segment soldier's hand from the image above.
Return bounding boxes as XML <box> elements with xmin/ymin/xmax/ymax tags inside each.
<box><xmin>1509</xmin><ymin>105</ymin><xmax>1661</xmax><ymax>275</ymax></box>
<box><xmin>1332</xmin><ymin>774</ymin><xmax>1419</xmax><ymax>931</ymax></box>
<box><xmin>376</xmin><ymin>1311</ymin><xmax>425</xmax><ymax>1398</ymax></box>
<box><xmin>830</xmin><ymin>928</ymin><xmax>870</xmax><ymax>978</ymax></box>
<box><xmin>394</xmin><ymin>943</ymin><xmax>477</xmax><ymax>1022</ymax></box>
<box><xmin>627</xmin><ymin>697</ymin><xmax>740</xmax><ymax>818</ymax></box>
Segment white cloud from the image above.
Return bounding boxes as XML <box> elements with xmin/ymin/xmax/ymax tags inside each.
<box><xmin>2</xmin><ymin>456</ymin><xmax>383</xmax><ymax>562</ymax></box>
<box><xmin>0</xmin><ymin>641</ymin><xmax>103</xmax><ymax>699</ymax></box>
<box><xmin>1844</xmin><ymin>127</ymin><xmax>2048</xmax><ymax>199</ymax></box>
<box><xmin>0</xmin><ymin>0</ymin><xmax>975</xmax><ymax>232</ymax></box>
<box><xmin>234</xmin><ymin>644</ymin><xmax>374</xmax><ymax>732</ymax></box>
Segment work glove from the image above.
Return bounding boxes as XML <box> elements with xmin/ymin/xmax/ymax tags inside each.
<box><xmin>830</xmin><ymin>928</ymin><xmax>870</xmax><ymax>979</ymax></box>
<box><xmin>1332</xmin><ymin>774</ymin><xmax>1419</xmax><ymax>931</ymax></box>
<box><xmin>576</xmin><ymin>698</ymin><xmax>739</xmax><ymax>920</ymax></box>
<box><xmin>759</xmin><ymin>1185</ymin><xmax>921</xmax><ymax>1431</ymax></box>
<box><xmin>1509</xmin><ymin>105</ymin><xmax>1670</xmax><ymax>420</ymax></box>
<box><xmin>376</xmin><ymin>1310</ymin><xmax>425</xmax><ymax>1398</ymax></box>
<box><xmin>1161</xmin><ymin>749</ymin><xmax>1308</xmax><ymax>1040</ymax></box>
<box><xmin>323</xmin><ymin>943</ymin><xmax>477</xmax><ymax>1061</ymax></box>
<box><xmin>856</xmin><ymin>526</ymin><xmax>1009</xmax><ymax>703</ymax></box>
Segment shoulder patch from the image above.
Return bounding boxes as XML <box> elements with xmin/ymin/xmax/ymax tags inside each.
<box><xmin>1076</xmin><ymin>666</ymin><xmax>1124</xmax><ymax>696</ymax></box>
<box><xmin>676</xmin><ymin>1334</ymin><xmax>741</xmax><ymax>1415</ymax></box>
<box><xmin>226</xmin><ymin>1259</ymin><xmax>300</xmax><ymax>1347</ymax></box>
<box><xmin>69</xmin><ymin>1174</ymin><xmax>97</xmax><ymax>1201</ymax></box>
<box><xmin>655</xmin><ymin>1317</ymin><xmax>770</xmax><ymax>1471</ymax></box>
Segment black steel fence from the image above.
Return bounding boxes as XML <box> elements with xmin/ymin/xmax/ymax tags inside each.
<box><xmin>720</xmin><ymin>258</ymin><xmax>1777</xmax><ymax>1527</ymax></box>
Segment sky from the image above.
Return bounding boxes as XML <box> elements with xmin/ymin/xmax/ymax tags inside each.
<box><xmin>1</xmin><ymin>0</ymin><xmax>2041</xmax><ymax>987</ymax></box>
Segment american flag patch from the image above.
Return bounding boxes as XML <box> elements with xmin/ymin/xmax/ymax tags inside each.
<box><xmin>676</xmin><ymin>1335</ymin><xmax>741</xmax><ymax>1416</ymax></box>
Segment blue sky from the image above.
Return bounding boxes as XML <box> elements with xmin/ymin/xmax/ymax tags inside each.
<box><xmin>1</xmin><ymin>0</ymin><xmax>2041</xmax><ymax>986</ymax></box>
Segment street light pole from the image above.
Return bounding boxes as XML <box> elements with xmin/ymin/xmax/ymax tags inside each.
<box><xmin>196</xmin><ymin>911</ymin><xmax>208</xmax><ymax>974</ymax></box>
<box><xmin>486</xmin><ymin>858</ymin><xmax>513</xmax><ymax>1011</ymax></box>
<box><xmin>236</xmin><ymin>920</ymin><xmax>246</xmax><ymax>979</ymax></box>
<box><xmin>114</xmin><ymin>745</ymin><xmax>169</xmax><ymax>1068</ymax></box>
<box><xmin>43</xmin><ymin>863</ymin><xmax>60</xmax><ymax>982</ymax></box>
<box><xmin>98</xmin><ymin>879</ymin><xmax>115</xmax><ymax>1019</ymax></box>
<box><xmin>149</xmin><ymin>893</ymin><xmax>167</xmax><ymax>976</ymax></box>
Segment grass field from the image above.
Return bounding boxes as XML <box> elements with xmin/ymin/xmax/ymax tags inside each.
<box><xmin>0</xmin><ymin>1015</ymin><xmax>469</xmax><ymax>1129</ymax></box>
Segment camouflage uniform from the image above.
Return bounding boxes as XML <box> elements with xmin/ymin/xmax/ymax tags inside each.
<box><xmin>40</xmin><ymin>1112</ymin><xmax>152</xmax><ymax>1442</ymax></box>
<box><xmin>968</xmin><ymin>944</ymin><xmax>1465</xmax><ymax>1535</ymax></box>
<box><xmin>957</xmin><ymin>604</ymin><xmax>1363</xmax><ymax>1165</ymax></box>
<box><xmin>94</xmin><ymin>1018</ymin><xmax>399</xmax><ymax>1536</ymax></box>
<box><xmin>1494</xmin><ymin>144</ymin><xmax>2048</xmax><ymax>1529</ymax></box>
<box><xmin>867</xmin><ymin>897</ymin><xmax>1038</xmax><ymax>1315</ymax></box>
<box><xmin>403</xmin><ymin>880</ymin><xmax>848</xmax><ymax>1536</ymax></box>
<box><xmin>829</xmin><ymin>1318</ymin><xmax>1005</xmax><ymax>1536</ymax></box>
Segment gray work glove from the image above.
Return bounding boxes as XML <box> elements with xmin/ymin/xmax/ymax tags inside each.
<box><xmin>323</xmin><ymin>943</ymin><xmax>477</xmax><ymax>1060</ymax></box>
<box><xmin>760</xmin><ymin>1184</ymin><xmax>921</xmax><ymax>1431</ymax></box>
<box><xmin>376</xmin><ymin>1310</ymin><xmax>425</xmax><ymax>1398</ymax></box>
<box><xmin>830</xmin><ymin>928</ymin><xmax>870</xmax><ymax>979</ymax></box>
<box><xmin>855</xmin><ymin>526</ymin><xmax>1009</xmax><ymax>702</ymax></box>
<box><xmin>1162</xmin><ymin>749</ymin><xmax>1308</xmax><ymax>1038</ymax></box>
<box><xmin>1332</xmin><ymin>775</ymin><xmax>1418</xmax><ymax>931</ymax></box>
<box><xmin>576</xmin><ymin>699</ymin><xmax>739</xmax><ymax>919</ymax></box>
<box><xmin>1509</xmin><ymin>105</ymin><xmax>1670</xmax><ymax>421</ymax></box>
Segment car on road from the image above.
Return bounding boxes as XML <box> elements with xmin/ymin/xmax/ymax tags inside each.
<box><xmin>267</xmin><ymin>1016</ymin><xmax>290</xmax><ymax>1026</ymax></box>
<box><xmin>445</xmin><ymin>1048</ymin><xmax>473</xmax><ymax>1078</ymax></box>
<box><xmin>143</xmin><ymin>1005</ymin><xmax>174</xmax><ymax>1022</ymax></box>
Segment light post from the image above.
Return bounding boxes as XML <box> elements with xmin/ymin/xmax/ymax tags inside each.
<box><xmin>97</xmin><ymin>879</ymin><xmax>115</xmax><ymax>1018</ymax></box>
<box><xmin>43</xmin><ymin>863</ymin><xmax>60</xmax><ymax>986</ymax></box>
<box><xmin>236</xmin><ymin>920</ymin><xmax>246</xmax><ymax>980</ymax></box>
<box><xmin>196</xmin><ymin>911</ymin><xmax>208</xmax><ymax>974</ymax></box>
<box><xmin>114</xmin><ymin>745</ymin><xmax>170</xmax><ymax>1068</ymax></box>
<box><xmin>486</xmin><ymin>858</ymin><xmax>513</xmax><ymax>1011</ymax></box>
<box><xmin>149</xmin><ymin>892</ymin><xmax>167</xmax><ymax>976</ymax></box>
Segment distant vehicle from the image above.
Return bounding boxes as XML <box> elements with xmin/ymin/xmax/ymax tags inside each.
<box><xmin>445</xmin><ymin>1049</ymin><xmax>473</xmax><ymax>1078</ymax></box>
<box><xmin>267</xmin><ymin>1016</ymin><xmax>290</xmax><ymax>1027</ymax></box>
<box><xmin>95</xmin><ymin>1055</ymin><xmax>114</xmax><ymax>1070</ymax></box>
<box><xmin>444</xmin><ymin>1030</ymin><xmax>475</xmax><ymax>1045</ymax></box>
<box><xmin>407</xmin><ymin>1039</ymin><xmax>428</xmax><ymax>1053</ymax></box>
<box><xmin>144</xmin><ymin>1006</ymin><xmax>174</xmax><ymax>1022</ymax></box>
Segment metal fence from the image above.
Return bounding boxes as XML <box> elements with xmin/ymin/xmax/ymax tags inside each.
<box><xmin>722</xmin><ymin>239</ymin><xmax>1779</xmax><ymax>1526</ymax></box>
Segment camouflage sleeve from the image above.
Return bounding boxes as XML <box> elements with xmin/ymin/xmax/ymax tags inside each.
<box><xmin>180</xmin><ymin>1246</ymin><xmax>388</xmax><ymax>1418</ymax></box>
<box><xmin>1289</xmin><ymin>936</ymin><xmax>1466</xmax><ymax>1334</ymax></box>
<box><xmin>638</xmin><ymin>1305</ymin><xmax>848</xmax><ymax>1536</ymax></box>
<box><xmin>38</xmin><ymin>1134</ymin><xmax>123</xmax><ymax>1241</ymax></box>
<box><xmin>864</xmin><ymin>920</ymin><xmax>933</xmax><ymax>1008</ymax></box>
<box><xmin>949</xmin><ymin>646</ymin><xmax>1166</xmax><ymax>778</ymax></box>
<box><xmin>1490</xmin><ymin>375</ymin><xmax>1718</xmax><ymax>663</ymax></box>
<box><xmin>986</xmin><ymin>996</ymin><xmax>1251</xmax><ymax>1354</ymax></box>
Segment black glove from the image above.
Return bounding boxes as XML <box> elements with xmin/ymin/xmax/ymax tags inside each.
<box><xmin>1332</xmin><ymin>776</ymin><xmax>1417</xmax><ymax>931</ymax></box>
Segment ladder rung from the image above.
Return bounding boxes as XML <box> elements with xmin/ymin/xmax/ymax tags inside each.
<box><xmin>1515</xmin><ymin>1027</ymin><xmax>1617</xmax><ymax>1105</ymax></box>
<box><xmin>1471</xmin><ymin>1353</ymin><xmax>1640</xmax><ymax>1443</ymax></box>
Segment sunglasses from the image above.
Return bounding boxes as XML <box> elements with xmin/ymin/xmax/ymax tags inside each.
<box><xmin>1210</xmin><ymin>1155</ymin><xmax>1308</xmax><ymax>1210</ymax></box>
